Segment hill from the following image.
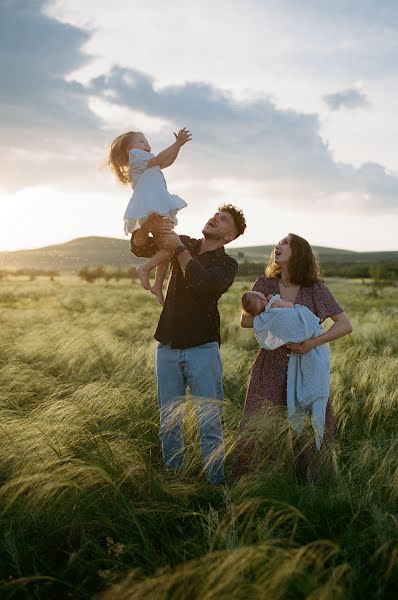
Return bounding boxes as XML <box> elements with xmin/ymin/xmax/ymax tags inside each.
<box><xmin>0</xmin><ymin>236</ymin><xmax>397</xmax><ymax>271</ymax></box>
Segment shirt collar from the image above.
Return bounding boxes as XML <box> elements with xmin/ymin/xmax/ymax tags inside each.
<box><xmin>194</xmin><ymin>239</ymin><xmax>226</xmax><ymax>257</ymax></box>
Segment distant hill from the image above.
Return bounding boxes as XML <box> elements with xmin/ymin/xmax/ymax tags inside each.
<box><xmin>0</xmin><ymin>236</ymin><xmax>397</xmax><ymax>271</ymax></box>
<box><xmin>0</xmin><ymin>237</ymin><xmax>136</xmax><ymax>271</ymax></box>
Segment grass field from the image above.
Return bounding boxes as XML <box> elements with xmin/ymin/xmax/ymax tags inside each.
<box><xmin>0</xmin><ymin>276</ymin><xmax>397</xmax><ymax>599</ymax></box>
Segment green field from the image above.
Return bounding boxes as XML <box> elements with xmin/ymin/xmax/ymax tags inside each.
<box><xmin>0</xmin><ymin>277</ymin><xmax>397</xmax><ymax>599</ymax></box>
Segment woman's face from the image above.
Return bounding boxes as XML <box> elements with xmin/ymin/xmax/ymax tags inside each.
<box><xmin>274</xmin><ymin>236</ymin><xmax>292</xmax><ymax>265</ymax></box>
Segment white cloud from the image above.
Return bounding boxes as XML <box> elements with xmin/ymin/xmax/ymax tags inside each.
<box><xmin>88</xmin><ymin>97</ymin><xmax>174</xmax><ymax>134</ymax></box>
<box><xmin>1</xmin><ymin>0</ymin><xmax>397</xmax><ymax>251</ymax></box>
<box><xmin>89</xmin><ymin>66</ymin><xmax>398</xmax><ymax>215</ymax></box>
<box><xmin>45</xmin><ymin>0</ymin><xmax>398</xmax><ymax>172</ymax></box>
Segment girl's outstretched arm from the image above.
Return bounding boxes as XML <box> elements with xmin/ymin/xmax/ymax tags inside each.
<box><xmin>147</xmin><ymin>128</ymin><xmax>191</xmax><ymax>169</ymax></box>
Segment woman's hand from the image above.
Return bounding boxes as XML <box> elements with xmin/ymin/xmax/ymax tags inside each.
<box><xmin>288</xmin><ymin>338</ymin><xmax>316</xmax><ymax>355</ymax></box>
<box><xmin>240</xmin><ymin>312</ymin><xmax>254</xmax><ymax>328</ymax></box>
<box><xmin>174</xmin><ymin>127</ymin><xmax>192</xmax><ymax>147</ymax></box>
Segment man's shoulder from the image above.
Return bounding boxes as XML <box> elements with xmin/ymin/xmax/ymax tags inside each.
<box><xmin>224</xmin><ymin>250</ymin><xmax>238</xmax><ymax>266</ymax></box>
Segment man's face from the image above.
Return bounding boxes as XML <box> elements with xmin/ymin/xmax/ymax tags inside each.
<box><xmin>202</xmin><ymin>211</ymin><xmax>237</xmax><ymax>243</ymax></box>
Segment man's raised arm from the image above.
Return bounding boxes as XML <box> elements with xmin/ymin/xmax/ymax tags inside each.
<box><xmin>157</xmin><ymin>230</ymin><xmax>238</xmax><ymax>297</ymax></box>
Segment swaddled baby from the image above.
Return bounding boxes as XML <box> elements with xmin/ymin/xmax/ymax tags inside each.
<box><xmin>242</xmin><ymin>290</ymin><xmax>293</xmax><ymax>315</ymax></box>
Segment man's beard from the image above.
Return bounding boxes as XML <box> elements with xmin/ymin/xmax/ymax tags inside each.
<box><xmin>202</xmin><ymin>227</ymin><xmax>222</xmax><ymax>241</ymax></box>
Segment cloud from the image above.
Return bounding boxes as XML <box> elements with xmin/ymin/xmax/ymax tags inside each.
<box><xmin>323</xmin><ymin>87</ymin><xmax>369</xmax><ymax>110</ymax></box>
<box><xmin>0</xmin><ymin>0</ymin><xmax>397</xmax><ymax>219</ymax></box>
<box><xmin>0</xmin><ymin>0</ymin><xmax>106</xmax><ymax>192</ymax></box>
<box><xmin>89</xmin><ymin>66</ymin><xmax>398</xmax><ymax>214</ymax></box>
<box><xmin>0</xmin><ymin>0</ymin><xmax>98</xmax><ymax>131</ymax></box>
<box><xmin>90</xmin><ymin>68</ymin><xmax>334</xmax><ymax>182</ymax></box>
<box><xmin>44</xmin><ymin>0</ymin><xmax>398</xmax><ymax>103</ymax></box>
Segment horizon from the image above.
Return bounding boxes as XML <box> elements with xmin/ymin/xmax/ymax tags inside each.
<box><xmin>1</xmin><ymin>1</ymin><xmax>397</xmax><ymax>252</ymax></box>
<box><xmin>1</xmin><ymin>234</ymin><xmax>397</xmax><ymax>256</ymax></box>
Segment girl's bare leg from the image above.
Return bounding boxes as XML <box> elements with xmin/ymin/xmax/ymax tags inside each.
<box><xmin>136</xmin><ymin>249</ymin><xmax>171</xmax><ymax>292</ymax></box>
<box><xmin>150</xmin><ymin>259</ymin><xmax>169</xmax><ymax>305</ymax></box>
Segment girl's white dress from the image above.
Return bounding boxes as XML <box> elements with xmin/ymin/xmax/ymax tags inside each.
<box><xmin>123</xmin><ymin>148</ymin><xmax>187</xmax><ymax>234</ymax></box>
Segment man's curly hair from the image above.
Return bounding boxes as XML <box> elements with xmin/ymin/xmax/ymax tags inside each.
<box><xmin>218</xmin><ymin>204</ymin><xmax>247</xmax><ymax>239</ymax></box>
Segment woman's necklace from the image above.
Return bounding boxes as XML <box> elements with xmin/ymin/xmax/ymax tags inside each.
<box><xmin>280</xmin><ymin>275</ymin><xmax>293</xmax><ymax>288</ymax></box>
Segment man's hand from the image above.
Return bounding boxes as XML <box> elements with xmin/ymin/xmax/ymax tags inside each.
<box><xmin>174</xmin><ymin>127</ymin><xmax>192</xmax><ymax>147</ymax></box>
<box><xmin>157</xmin><ymin>231</ymin><xmax>182</xmax><ymax>251</ymax></box>
<box><xmin>288</xmin><ymin>339</ymin><xmax>317</xmax><ymax>355</ymax></box>
<box><xmin>142</xmin><ymin>214</ymin><xmax>175</xmax><ymax>236</ymax></box>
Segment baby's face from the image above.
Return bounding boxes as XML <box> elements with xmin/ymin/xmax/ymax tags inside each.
<box><xmin>131</xmin><ymin>132</ymin><xmax>151</xmax><ymax>153</ymax></box>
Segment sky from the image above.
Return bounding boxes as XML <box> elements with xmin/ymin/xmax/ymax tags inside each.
<box><xmin>0</xmin><ymin>0</ymin><xmax>397</xmax><ymax>252</ymax></box>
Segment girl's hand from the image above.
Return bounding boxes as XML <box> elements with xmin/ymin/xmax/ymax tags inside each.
<box><xmin>174</xmin><ymin>128</ymin><xmax>192</xmax><ymax>147</ymax></box>
<box><xmin>288</xmin><ymin>339</ymin><xmax>316</xmax><ymax>355</ymax></box>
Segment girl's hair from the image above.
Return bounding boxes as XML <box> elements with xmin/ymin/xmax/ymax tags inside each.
<box><xmin>265</xmin><ymin>233</ymin><xmax>322</xmax><ymax>287</ymax></box>
<box><xmin>108</xmin><ymin>131</ymin><xmax>140</xmax><ymax>184</ymax></box>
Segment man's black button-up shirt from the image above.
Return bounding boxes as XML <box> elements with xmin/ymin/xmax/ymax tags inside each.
<box><xmin>130</xmin><ymin>234</ymin><xmax>238</xmax><ymax>349</ymax></box>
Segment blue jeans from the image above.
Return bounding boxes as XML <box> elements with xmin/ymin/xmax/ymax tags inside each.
<box><xmin>155</xmin><ymin>341</ymin><xmax>225</xmax><ymax>484</ymax></box>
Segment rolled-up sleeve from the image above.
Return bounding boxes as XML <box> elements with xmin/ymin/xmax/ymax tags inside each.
<box><xmin>130</xmin><ymin>232</ymin><xmax>158</xmax><ymax>258</ymax></box>
<box><xmin>184</xmin><ymin>256</ymin><xmax>238</xmax><ymax>297</ymax></box>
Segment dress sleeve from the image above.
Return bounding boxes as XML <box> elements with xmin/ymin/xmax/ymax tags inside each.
<box><xmin>313</xmin><ymin>282</ymin><xmax>344</xmax><ymax>322</ymax></box>
<box><xmin>129</xmin><ymin>149</ymin><xmax>153</xmax><ymax>172</ymax></box>
<box><xmin>252</xmin><ymin>276</ymin><xmax>270</xmax><ymax>294</ymax></box>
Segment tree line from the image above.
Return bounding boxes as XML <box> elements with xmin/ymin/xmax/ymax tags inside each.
<box><xmin>237</xmin><ymin>260</ymin><xmax>398</xmax><ymax>281</ymax></box>
<box><xmin>0</xmin><ymin>269</ymin><xmax>59</xmax><ymax>281</ymax></box>
<box><xmin>1</xmin><ymin>262</ymin><xmax>396</xmax><ymax>287</ymax></box>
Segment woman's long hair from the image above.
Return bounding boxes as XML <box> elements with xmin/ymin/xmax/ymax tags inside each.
<box><xmin>265</xmin><ymin>233</ymin><xmax>322</xmax><ymax>287</ymax></box>
<box><xmin>108</xmin><ymin>131</ymin><xmax>139</xmax><ymax>184</ymax></box>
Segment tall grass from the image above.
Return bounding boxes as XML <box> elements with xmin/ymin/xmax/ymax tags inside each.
<box><xmin>0</xmin><ymin>276</ymin><xmax>397</xmax><ymax>598</ymax></box>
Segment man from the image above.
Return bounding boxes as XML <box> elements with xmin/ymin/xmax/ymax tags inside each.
<box><xmin>130</xmin><ymin>204</ymin><xmax>247</xmax><ymax>484</ymax></box>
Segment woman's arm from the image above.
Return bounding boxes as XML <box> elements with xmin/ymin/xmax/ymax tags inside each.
<box><xmin>289</xmin><ymin>311</ymin><xmax>353</xmax><ymax>355</ymax></box>
<box><xmin>147</xmin><ymin>128</ymin><xmax>191</xmax><ymax>169</ymax></box>
<box><xmin>240</xmin><ymin>312</ymin><xmax>254</xmax><ymax>328</ymax></box>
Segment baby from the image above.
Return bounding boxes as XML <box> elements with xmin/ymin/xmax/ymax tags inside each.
<box><xmin>241</xmin><ymin>291</ymin><xmax>293</xmax><ymax>316</ymax></box>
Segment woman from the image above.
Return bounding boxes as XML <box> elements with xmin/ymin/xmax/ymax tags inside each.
<box><xmin>236</xmin><ymin>233</ymin><xmax>352</xmax><ymax>480</ymax></box>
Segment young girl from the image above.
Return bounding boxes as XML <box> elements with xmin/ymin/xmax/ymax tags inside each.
<box><xmin>108</xmin><ymin>127</ymin><xmax>192</xmax><ymax>304</ymax></box>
